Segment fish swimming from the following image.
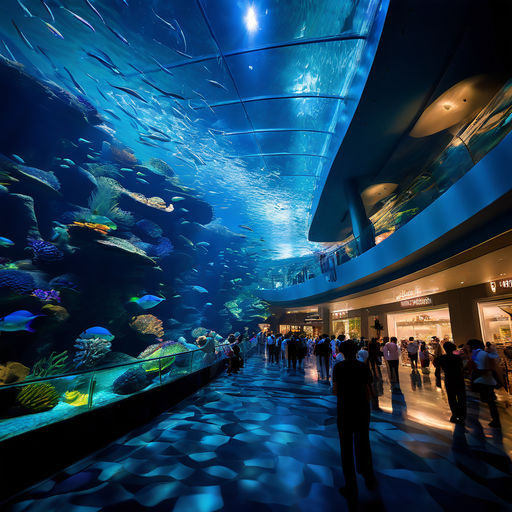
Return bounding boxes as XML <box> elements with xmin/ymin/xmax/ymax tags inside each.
<box><xmin>152</xmin><ymin>9</ymin><xmax>176</xmax><ymax>31</ymax></box>
<box><xmin>64</xmin><ymin>67</ymin><xmax>85</xmax><ymax>94</ymax></box>
<box><xmin>61</xmin><ymin>7</ymin><xmax>95</xmax><ymax>32</ymax></box>
<box><xmin>86</xmin><ymin>50</ymin><xmax>121</xmax><ymax>74</ymax></box>
<box><xmin>42</xmin><ymin>20</ymin><xmax>64</xmax><ymax>39</ymax></box>
<box><xmin>3</xmin><ymin>40</ymin><xmax>17</xmax><ymax>61</ymax></box>
<box><xmin>141</xmin><ymin>77</ymin><xmax>185</xmax><ymax>100</ymax></box>
<box><xmin>80</xmin><ymin>326</ymin><xmax>114</xmax><ymax>340</ymax></box>
<box><xmin>16</xmin><ymin>0</ymin><xmax>33</xmax><ymax>17</ymax></box>
<box><xmin>39</xmin><ymin>0</ymin><xmax>55</xmax><ymax>21</ymax></box>
<box><xmin>78</xmin><ymin>138</ymin><xmax>91</xmax><ymax>144</ymax></box>
<box><xmin>149</xmin><ymin>56</ymin><xmax>174</xmax><ymax>76</ymax></box>
<box><xmin>107</xmin><ymin>25</ymin><xmax>129</xmax><ymax>46</ymax></box>
<box><xmin>173</xmin><ymin>48</ymin><xmax>193</xmax><ymax>59</ymax></box>
<box><xmin>103</xmin><ymin>108</ymin><xmax>121</xmax><ymax>120</ymax></box>
<box><xmin>171</xmin><ymin>196</ymin><xmax>185</xmax><ymax>202</ymax></box>
<box><xmin>84</xmin><ymin>0</ymin><xmax>105</xmax><ymax>23</ymax></box>
<box><xmin>129</xmin><ymin>294</ymin><xmax>165</xmax><ymax>310</ymax></box>
<box><xmin>109</xmin><ymin>83</ymin><xmax>148</xmax><ymax>103</ymax></box>
<box><xmin>0</xmin><ymin>237</ymin><xmax>14</xmax><ymax>247</ymax></box>
<box><xmin>0</xmin><ymin>310</ymin><xmax>41</xmax><ymax>333</ymax></box>
<box><xmin>191</xmin><ymin>286</ymin><xmax>208</xmax><ymax>293</ymax></box>
<box><xmin>11</xmin><ymin>19</ymin><xmax>33</xmax><ymax>50</ymax></box>
<box><xmin>206</xmin><ymin>79</ymin><xmax>228</xmax><ymax>91</ymax></box>
<box><xmin>239</xmin><ymin>225</ymin><xmax>253</xmax><ymax>231</ymax></box>
<box><xmin>11</xmin><ymin>154</ymin><xmax>25</xmax><ymax>163</ymax></box>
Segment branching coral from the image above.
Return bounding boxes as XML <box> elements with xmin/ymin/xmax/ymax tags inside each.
<box><xmin>30</xmin><ymin>351</ymin><xmax>69</xmax><ymax>378</ymax></box>
<box><xmin>130</xmin><ymin>314</ymin><xmax>164</xmax><ymax>337</ymax></box>
<box><xmin>73</xmin><ymin>338</ymin><xmax>112</xmax><ymax>368</ymax></box>
<box><xmin>17</xmin><ymin>382</ymin><xmax>60</xmax><ymax>412</ymax></box>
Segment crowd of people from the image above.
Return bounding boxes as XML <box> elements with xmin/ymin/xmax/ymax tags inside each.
<box><xmin>256</xmin><ymin>329</ymin><xmax>508</xmax><ymax>501</ymax></box>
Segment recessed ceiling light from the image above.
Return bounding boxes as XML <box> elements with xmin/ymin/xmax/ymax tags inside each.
<box><xmin>460</xmin><ymin>281</ymin><xmax>464</xmax><ymax>284</ymax></box>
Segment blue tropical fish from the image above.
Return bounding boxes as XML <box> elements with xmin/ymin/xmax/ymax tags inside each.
<box><xmin>0</xmin><ymin>237</ymin><xmax>14</xmax><ymax>247</ymax></box>
<box><xmin>80</xmin><ymin>326</ymin><xmax>115</xmax><ymax>341</ymax></box>
<box><xmin>129</xmin><ymin>294</ymin><xmax>165</xmax><ymax>309</ymax></box>
<box><xmin>0</xmin><ymin>310</ymin><xmax>41</xmax><ymax>332</ymax></box>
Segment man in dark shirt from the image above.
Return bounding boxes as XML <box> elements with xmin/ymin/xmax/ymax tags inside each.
<box><xmin>332</xmin><ymin>340</ymin><xmax>376</xmax><ymax>498</ymax></box>
<box><xmin>436</xmin><ymin>341</ymin><xmax>466</xmax><ymax>423</ymax></box>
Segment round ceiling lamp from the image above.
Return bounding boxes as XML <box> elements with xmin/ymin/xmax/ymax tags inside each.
<box><xmin>410</xmin><ymin>75</ymin><xmax>503</xmax><ymax>138</ymax></box>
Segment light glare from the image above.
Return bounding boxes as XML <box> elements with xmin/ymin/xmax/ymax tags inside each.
<box><xmin>244</xmin><ymin>6</ymin><xmax>258</xmax><ymax>32</ymax></box>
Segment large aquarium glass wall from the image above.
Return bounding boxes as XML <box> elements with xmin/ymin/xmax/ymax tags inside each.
<box><xmin>0</xmin><ymin>1</ymin><xmax>387</xmax><ymax>436</ymax></box>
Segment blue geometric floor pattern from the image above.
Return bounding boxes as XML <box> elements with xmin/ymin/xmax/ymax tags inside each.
<box><xmin>4</xmin><ymin>354</ymin><xmax>512</xmax><ymax>512</ymax></box>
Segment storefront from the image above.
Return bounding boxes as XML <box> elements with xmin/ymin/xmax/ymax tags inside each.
<box><xmin>331</xmin><ymin>311</ymin><xmax>361</xmax><ymax>338</ymax></box>
<box><xmin>387</xmin><ymin>306</ymin><xmax>453</xmax><ymax>341</ymax></box>
<box><xmin>478</xmin><ymin>278</ymin><xmax>512</xmax><ymax>346</ymax></box>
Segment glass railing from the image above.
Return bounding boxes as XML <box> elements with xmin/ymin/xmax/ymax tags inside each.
<box><xmin>0</xmin><ymin>337</ymin><xmax>257</xmax><ymax>442</ymax></box>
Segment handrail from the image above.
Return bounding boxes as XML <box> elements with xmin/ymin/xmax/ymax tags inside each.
<box><xmin>0</xmin><ymin>340</ymin><xmax>250</xmax><ymax>390</ymax></box>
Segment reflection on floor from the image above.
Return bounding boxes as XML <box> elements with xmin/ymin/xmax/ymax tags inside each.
<box><xmin>5</xmin><ymin>354</ymin><xmax>512</xmax><ymax>512</ymax></box>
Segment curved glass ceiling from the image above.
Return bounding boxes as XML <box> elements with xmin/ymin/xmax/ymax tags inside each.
<box><xmin>0</xmin><ymin>0</ymin><xmax>388</xmax><ymax>265</ymax></box>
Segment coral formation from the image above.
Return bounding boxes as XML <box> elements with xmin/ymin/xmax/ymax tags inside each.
<box><xmin>73</xmin><ymin>338</ymin><xmax>112</xmax><ymax>368</ymax></box>
<box><xmin>30</xmin><ymin>351</ymin><xmax>69</xmax><ymax>378</ymax></box>
<box><xmin>32</xmin><ymin>289</ymin><xmax>61</xmax><ymax>302</ymax></box>
<box><xmin>137</xmin><ymin>341</ymin><xmax>186</xmax><ymax>372</ymax></box>
<box><xmin>63</xmin><ymin>390</ymin><xmax>88</xmax><ymax>406</ymax></box>
<box><xmin>26</xmin><ymin>238</ymin><xmax>64</xmax><ymax>264</ymax></box>
<box><xmin>0</xmin><ymin>361</ymin><xmax>30</xmax><ymax>385</ymax></box>
<box><xmin>112</xmin><ymin>367</ymin><xmax>151</xmax><ymax>395</ymax></box>
<box><xmin>130</xmin><ymin>314</ymin><xmax>164</xmax><ymax>337</ymax></box>
<box><xmin>0</xmin><ymin>269</ymin><xmax>35</xmax><ymax>295</ymax></box>
<box><xmin>192</xmin><ymin>327</ymin><xmax>208</xmax><ymax>338</ymax></box>
<box><xmin>97</xmin><ymin>236</ymin><xmax>155</xmax><ymax>264</ymax></box>
<box><xmin>41</xmin><ymin>304</ymin><xmax>70</xmax><ymax>321</ymax></box>
<box><xmin>17</xmin><ymin>383</ymin><xmax>60</xmax><ymax>412</ymax></box>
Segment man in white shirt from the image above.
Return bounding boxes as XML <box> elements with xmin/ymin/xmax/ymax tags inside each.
<box><xmin>406</xmin><ymin>336</ymin><xmax>419</xmax><ymax>370</ymax></box>
<box><xmin>383</xmin><ymin>337</ymin><xmax>400</xmax><ymax>385</ymax></box>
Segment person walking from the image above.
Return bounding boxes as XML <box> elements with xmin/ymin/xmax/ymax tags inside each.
<box><xmin>280</xmin><ymin>335</ymin><xmax>289</xmax><ymax>369</ymax></box>
<box><xmin>436</xmin><ymin>341</ymin><xmax>466</xmax><ymax>423</ymax></box>
<box><xmin>407</xmin><ymin>336</ymin><xmax>419</xmax><ymax>370</ymax></box>
<box><xmin>383</xmin><ymin>337</ymin><xmax>400</xmax><ymax>385</ymax></box>
<box><xmin>419</xmin><ymin>341</ymin><xmax>430</xmax><ymax>373</ymax></box>
<box><xmin>332</xmin><ymin>340</ymin><xmax>377</xmax><ymax>499</ymax></box>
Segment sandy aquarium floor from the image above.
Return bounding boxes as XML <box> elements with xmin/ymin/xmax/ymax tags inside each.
<box><xmin>4</xmin><ymin>353</ymin><xmax>512</xmax><ymax>512</ymax></box>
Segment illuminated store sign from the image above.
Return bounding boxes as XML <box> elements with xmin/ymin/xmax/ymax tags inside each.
<box><xmin>490</xmin><ymin>279</ymin><xmax>512</xmax><ymax>293</ymax></box>
<box><xmin>400</xmin><ymin>297</ymin><xmax>433</xmax><ymax>308</ymax></box>
<box><xmin>332</xmin><ymin>311</ymin><xmax>348</xmax><ymax>319</ymax></box>
<box><xmin>396</xmin><ymin>287</ymin><xmax>439</xmax><ymax>301</ymax></box>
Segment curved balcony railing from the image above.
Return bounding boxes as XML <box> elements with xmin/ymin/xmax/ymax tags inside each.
<box><xmin>260</xmin><ymin>78</ymin><xmax>512</xmax><ymax>291</ymax></box>
<box><xmin>0</xmin><ymin>338</ymin><xmax>257</xmax><ymax>442</ymax></box>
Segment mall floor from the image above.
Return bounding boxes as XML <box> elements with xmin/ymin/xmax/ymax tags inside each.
<box><xmin>5</xmin><ymin>353</ymin><xmax>512</xmax><ymax>512</ymax></box>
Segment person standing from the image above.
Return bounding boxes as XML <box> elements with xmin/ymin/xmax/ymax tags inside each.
<box><xmin>280</xmin><ymin>335</ymin><xmax>289</xmax><ymax>369</ymax></box>
<box><xmin>288</xmin><ymin>335</ymin><xmax>298</xmax><ymax>370</ymax></box>
<box><xmin>315</xmin><ymin>335</ymin><xmax>330</xmax><ymax>381</ymax></box>
<box><xmin>467</xmin><ymin>339</ymin><xmax>501</xmax><ymax>428</ymax></box>
<box><xmin>332</xmin><ymin>340</ymin><xmax>377</xmax><ymax>498</ymax></box>
<box><xmin>383</xmin><ymin>337</ymin><xmax>400</xmax><ymax>385</ymax></box>
<box><xmin>267</xmin><ymin>333</ymin><xmax>276</xmax><ymax>363</ymax></box>
<box><xmin>297</xmin><ymin>336</ymin><xmax>307</xmax><ymax>369</ymax></box>
<box><xmin>407</xmin><ymin>336</ymin><xmax>419</xmax><ymax>370</ymax></box>
<box><xmin>436</xmin><ymin>341</ymin><xmax>466</xmax><ymax>423</ymax></box>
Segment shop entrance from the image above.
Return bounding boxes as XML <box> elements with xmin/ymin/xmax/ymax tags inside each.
<box><xmin>387</xmin><ymin>307</ymin><xmax>453</xmax><ymax>341</ymax></box>
<box><xmin>478</xmin><ymin>300</ymin><xmax>512</xmax><ymax>345</ymax></box>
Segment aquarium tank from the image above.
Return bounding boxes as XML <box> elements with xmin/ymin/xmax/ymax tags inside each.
<box><xmin>0</xmin><ymin>0</ymin><xmax>387</xmax><ymax>439</ymax></box>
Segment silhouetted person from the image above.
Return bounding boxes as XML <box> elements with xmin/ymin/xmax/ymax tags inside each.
<box><xmin>436</xmin><ymin>341</ymin><xmax>466</xmax><ymax>423</ymax></box>
<box><xmin>332</xmin><ymin>340</ymin><xmax>376</xmax><ymax>499</ymax></box>
<box><xmin>288</xmin><ymin>336</ymin><xmax>298</xmax><ymax>369</ymax></box>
